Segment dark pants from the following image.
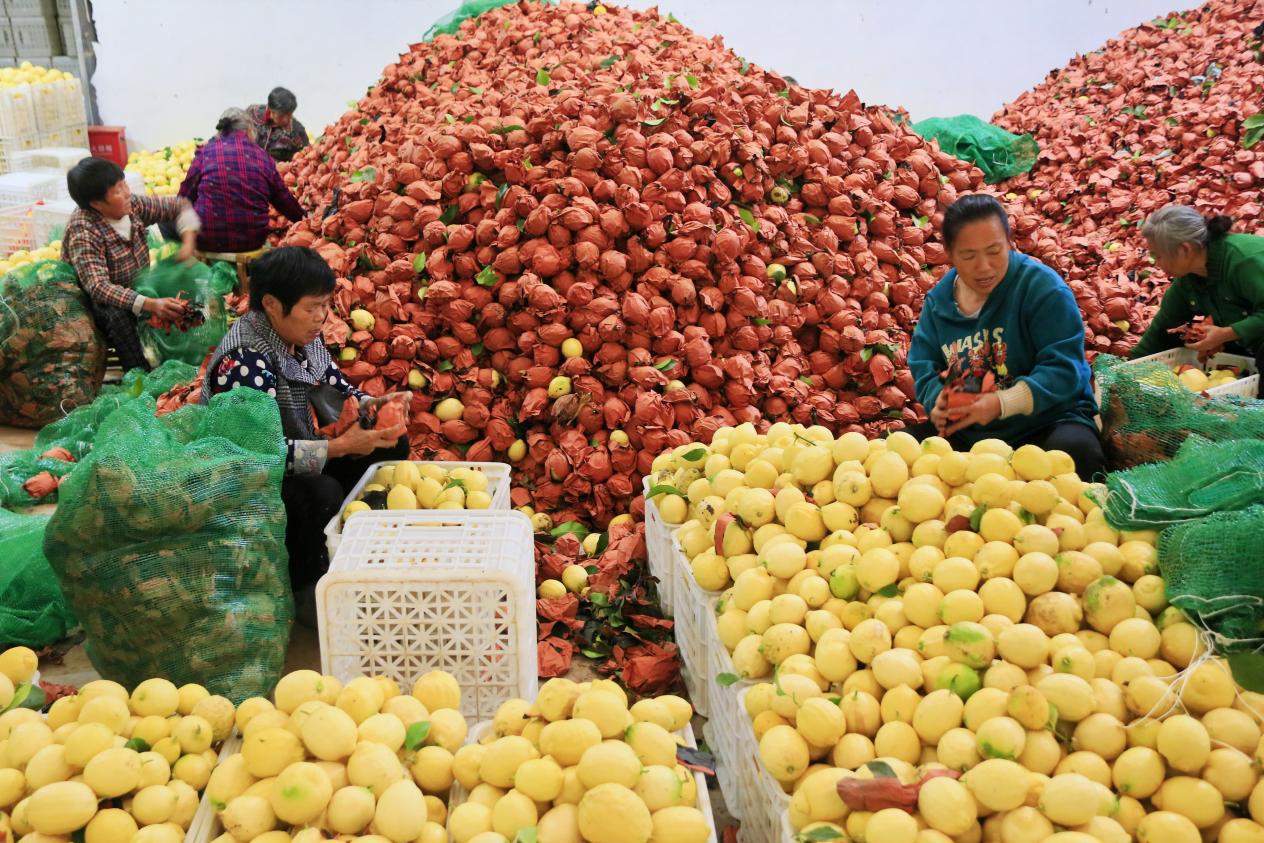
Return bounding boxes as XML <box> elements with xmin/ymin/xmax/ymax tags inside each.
<box><xmin>280</xmin><ymin>436</ymin><xmax>410</xmax><ymax>589</ymax></box>
<box><xmin>902</xmin><ymin>420</ymin><xmax>1106</xmax><ymax>482</ymax></box>
<box><xmin>87</xmin><ymin>298</ymin><xmax>150</xmax><ymax>372</ymax></box>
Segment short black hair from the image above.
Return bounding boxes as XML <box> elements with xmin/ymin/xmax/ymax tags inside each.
<box><xmin>67</xmin><ymin>157</ymin><xmax>125</xmax><ymax>210</ymax></box>
<box><xmin>249</xmin><ymin>246</ymin><xmax>335</xmax><ymax>314</ymax></box>
<box><xmin>267</xmin><ymin>86</ymin><xmax>297</xmax><ymax>114</ymax></box>
<box><xmin>941</xmin><ymin>194</ymin><xmax>1010</xmax><ymax>251</ymax></box>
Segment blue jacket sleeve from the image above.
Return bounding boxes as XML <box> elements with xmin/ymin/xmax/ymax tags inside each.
<box><xmin>1016</xmin><ymin>279</ymin><xmax>1092</xmax><ymax>415</ymax></box>
<box><xmin>908</xmin><ymin>297</ymin><xmax>946</xmax><ymax>413</ymax></box>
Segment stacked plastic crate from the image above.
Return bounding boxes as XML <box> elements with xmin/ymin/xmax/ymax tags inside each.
<box><xmin>2</xmin><ymin>0</ymin><xmax>61</xmax><ymax>69</ymax></box>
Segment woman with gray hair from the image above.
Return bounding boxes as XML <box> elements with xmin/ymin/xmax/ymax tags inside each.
<box><xmin>1132</xmin><ymin>205</ymin><xmax>1264</xmax><ymax>383</ymax></box>
<box><xmin>175</xmin><ymin>107</ymin><xmax>306</xmax><ymax>257</ymax></box>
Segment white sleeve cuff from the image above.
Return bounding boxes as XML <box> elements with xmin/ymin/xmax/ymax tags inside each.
<box><xmin>176</xmin><ymin>206</ymin><xmax>201</xmax><ymax>234</ymax></box>
<box><xmin>132</xmin><ymin>294</ymin><xmax>147</xmax><ymax>316</ymax></box>
<box><xmin>997</xmin><ymin>380</ymin><xmax>1035</xmax><ymax>419</ymax></box>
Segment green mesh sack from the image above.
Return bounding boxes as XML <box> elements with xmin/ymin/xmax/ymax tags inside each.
<box><xmin>1099</xmin><ymin>436</ymin><xmax>1264</xmax><ymax>530</ymax></box>
<box><xmin>43</xmin><ymin>388</ymin><xmax>293</xmax><ymax>701</ymax></box>
<box><xmin>423</xmin><ymin>0</ymin><xmax>553</xmax><ymax>40</ymax></box>
<box><xmin>911</xmin><ymin>115</ymin><xmax>1039</xmax><ymax>183</ymax></box>
<box><xmin>1161</xmin><ymin>505</ymin><xmax>1264</xmax><ymax>650</ymax></box>
<box><xmin>0</xmin><ymin>260</ymin><xmax>106</xmax><ymax>429</ymax></box>
<box><xmin>1095</xmin><ymin>354</ymin><xmax>1264</xmax><ymax>470</ymax></box>
<box><xmin>0</xmin><ymin>508</ymin><xmax>76</xmax><ymax>648</ymax></box>
<box><xmin>134</xmin><ymin>260</ymin><xmax>233</xmax><ymax>368</ymax></box>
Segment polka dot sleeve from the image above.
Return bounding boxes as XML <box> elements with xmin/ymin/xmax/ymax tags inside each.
<box><xmin>321</xmin><ymin>360</ymin><xmax>369</xmax><ymax>400</ymax></box>
<box><xmin>209</xmin><ymin>348</ymin><xmax>328</xmax><ymax>476</ymax></box>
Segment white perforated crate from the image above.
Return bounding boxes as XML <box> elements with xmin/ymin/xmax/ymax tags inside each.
<box><xmin>717</xmin><ymin>686</ymin><xmax>793</xmax><ymax>843</ymax></box>
<box><xmin>0</xmin><ymin>85</ymin><xmax>37</xmax><ymax>139</ymax></box>
<box><xmin>671</xmin><ymin>529</ymin><xmax>720</xmax><ymax>718</ymax></box>
<box><xmin>322</xmin><ymin>459</ymin><xmax>512</xmax><ymax>558</ymax></box>
<box><xmin>316</xmin><ymin>509</ymin><xmax>536</xmax><ymax>722</ymax></box>
<box><xmin>21</xmin><ymin>145</ymin><xmax>87</xmax><ymax>170</ymax></box>
<box><xmin>10</xmin><ymin>16</ymin><xmax>61</xmax><ymax>58</ymax></box>
<box><xmin>36</xmin><ymin>129</ymin><xmax>62</xmax><ymax>148</ymax></box>
<box><xmin>450</xmin><ymin>720</ymin><xmax>718</xmax><ymax>843</ymax></box>
<box><xmin>55</xmin><ymin>76</ymin><xmax>83</xmax><ymax>127</ymax></box>
<box><xmin>184</xmin><ymin>734</ymin><xmax>242</xmax><ymax>843</ymax></box>
<box><xmin>0</xmin><ymin>169</ymin><xmax>57</xmax><ymax>205</ymax></box>
<box><xmin>0</xmin><ymin>203</ymin><xmax>35</xmax><ymax>254</ymax></box>
<box><xmin>643</xmin><ymin>481</ymin><xmax>679</xmax><ymax>615</ymax></box>
<box><xmin>31</xmin><ymin>196</ymin><xmax>74</xmax><ymax>245</ymax></box>
<box><xmin>28</xmin><ymin>80</ymin><xmax>60</xmax><ymax>133</ymax></box>
<box><xmin>61</xmin><ymin>122</ymin><xmax>84</xmax><ymax>148</ymax></box>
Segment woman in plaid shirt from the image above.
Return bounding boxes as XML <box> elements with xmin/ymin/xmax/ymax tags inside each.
<box><xmin>64</xmin><ymin>157</ymin><xmax>201</xmax><ymax>371</ymax></box>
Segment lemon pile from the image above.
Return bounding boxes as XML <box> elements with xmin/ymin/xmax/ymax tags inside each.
<box><xmin>0</xmin><ymin>240</ymin><xmax>59</xmax><ymax>274</ymax></box>
<box><xmin>206</xmin><ymin>669</ymin><xmax>468</xmax><ymax>842</ymax></box>
<box><xmin>126</xmin><ymin>141</ymin><xmax>199</xmax><ymax>197</ymax></box>
<box><xmin>0</xmin><ymin>63</ymin><xmax>74</xmax><ymax>87</ymax></box>
<box><xmin>449</xmin><ymin>679</ymin><xmax>708</xmax><ymax>843</ymax></box>
<box><xmin>343</xmin><ymin>462</ymin><xmax>495</xmax><ymax>522</ymax></box>
<box><xmin>1172</xmin><ymin>365</ymin><xmax>1241</xmax><ymax>393</ymax></box>
<box><xmin>650</xmin><ymin>424</ymin><xmax>1262</xmax><ymax>842</ymax></box>
<box><xmin>0</xmin><ymin>646</ymin><xmax>236</xmax><ymax>843</ymax></box>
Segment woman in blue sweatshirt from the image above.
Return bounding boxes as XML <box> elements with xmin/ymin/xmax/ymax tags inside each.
<box><xmin>907</xmin><ymin>194</ymin><xmax>1104</xmax><ymax>479</ymax></box>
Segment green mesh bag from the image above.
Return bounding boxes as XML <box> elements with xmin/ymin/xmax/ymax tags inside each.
<box><xmin>1098</xmin><ymin>436</ymin><xmax>1264</xmax><ymax>530</ymax></box>
<box><xmin>1095</xmin><ymin>354</ymin><xmax>1264</xmax><ymax>470</ymax></box>
<box><xmin>43</xmin><ymin>388</ymin><xmax>293</xmax><ymax>701</ymax></box>
<box><xmin>0</xmin><ymin>508</ymin><xmax>75</xmax><ymax>648</ymax></box>
<box><xmin>911</xmin><ymin>115</ymin><xmax>1039</xmax><ymax>183</ymax></box>
<box><xmin>1161</xmin><ymin>505</ymin><xmax>1264</xmax><ymax>651</ymax></box>
<box><xmin>422</xmin><ymin>0</ymin><xmax>553</xmax><ymax>40</ymax></box>
<box><xmin>134</xmin><ymin>260</ymin><xmax>235</xmax><ymax>368</ymax></box>
<box><xmin>0</xmin><ymin>260</ymin><xmax>106</xmax><ymax>428</ymax></box>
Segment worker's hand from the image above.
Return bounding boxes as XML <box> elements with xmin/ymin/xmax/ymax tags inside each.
<box><xmin>144</xmin><ymin>296</ymin><xmax>188</xmax><ymax>322</ymax></box>
<box><xmin>930</xmin><ymin>390</ymin><xmax>953</xmax><ymax>433</ymax></box>
<box><xmin>1186</xmin><ymin>323</ymin><xmax>1237</xmax><ymax>359</ymax></box>
<box><xmin>942</xmin><ymin>392</ymin><xmax>1002</xmax><ymax>438</ymax></box>
<box><xmin>362</xmin><ymin>391</ymin><xmax>412</xmax><ymax>411</ymax></box>
<box><xmin>328</xmin><ymin>424</ymin><xmax>407</xmax><ymax>458</ymax></box>
<box><xmin>176</xmin><ymin>241</ymin><xmax>196</xmax><ymax>263</ymax></box>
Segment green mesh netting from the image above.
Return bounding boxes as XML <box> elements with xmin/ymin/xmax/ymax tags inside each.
<box><xmin>1098</xmin><ymin>436</ymin><xmax>1264</xmax><ymax>530</ymax></box>
<box><xmin>422</xmin><ymin>0</ymin><xmax>553</xmax><ymax>40</ymax></box>
<box><xmin>0</xmin><ymin>508</ymin><xmax>76</xmax><ymax>648</ymax></box>
<box><xmin>1161</xmin><ymin>505</ymin><xmax>1264</xmax><ymax>650</ymax></box>
<box><xmin>43</xmin><ymin>388</ymin><xmax>293</xmax><ymax>701</ymax></box>
<box><xmin>0</xmin><ymin>260</ymin><xmax>106</xmax><ymax>428</ymax></box>
<box><xmin>134</xmin><ymin>259</ymin><xmax>235</xmax><ymax>368</ymax></box>
<box><xmin>911</xmin><ymin>115</ymin><xmax>1039</xmax><ymax>183</ymax></box>
<box><xmin>1095</xmin><ymin>354</ymin><xmax>1264</xmax><ymax>470</ymax></box>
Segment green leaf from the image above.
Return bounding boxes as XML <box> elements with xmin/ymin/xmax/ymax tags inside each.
<box><xmin>450</xmin><ymin>83</ymin><xmax>459</xmax><ymax>94</ymax></box>
<box><xmin>646</xmin><ymin>484</ymin><xmax>682</xmax><ymax>497</ymax></box>
<box><xmin>600</xmin><ymin>54</ymin><xmax>621</xmax><ymax>69</ymax></box>
<box><xmin>581</xmin><ymin>648</ymin><xmax>607</xmax><ymax>659</ymax></box>
<box><xmin>865</xmin><ymin>759</ymin><xmax>898</xmax><ymax>778</ymax></box>
<box><xmin>513</xmin><ymin>829</ymin><xmax>538</xmax><ymax>843</ymax></box>
<box><xmin>444</xmin><ymin>113</ymin><xmax>456</xmax><ymax>124</ymax></box>
<box><xmin>802</xmin><ymin>214</ymin><xmax>821</xmax><ymax>225</ymax></box>
<box><xmin>468</xmin><ymin>86</ymin><xmax>484</xmax><ymax>95</ymax></box>
<box><xmin>752</xmin><ymin>317</ymin><xmax>771</xmax><ymax>326</ymax></box>
<box><xmin>654</xmin><ymin>358</ymin><xmax>675</xmax><ymax>371</ymax></box>
<box><xmin>516</xmin><ymin>218</ymin><xmax>527</xmax><ymax>232</ymax></box>
<box><xmin>681</xmin><ymin>447</ymin><xmax>706</xmax><ymax>462</ymax></box>
<box><xmin>440</xmin><ymin>204</ymin><xmax>458</xmax><ymax>225</ymax></box>
<box><xmin>876</xmin><ymin>584</ymin><xmax>899</xmax><ymax>598</ymax></box>
<box><xmin>1</xmin><ymin>682</ymin><xmax>33</xmax><ymax>713</ymax></box>
<box><xmin>860</xmin><ymin>347</ymin><xmax>875</xmax><ymax>363</ymax></box>
<box><xmin>1229</xmin><ymin>652</ymin><xmax>1264</xmax><ymax>693</ymax></box>
<box><xmin>589</xmin><ymin>592</ymin><xmax>610</xmax><ymax>607</ymax></box>
<box><xmin>443</xmin><ymin>478</ymin><xmax>467</xmax><ymax>491</ymax></box>
<box><xmin>348</xmin><ymin>166</ymin><xmax>376</xmax><ymax>183</ymax></box>
<box><xmin>642</xmin><ymin>117</ymin><xmax>667</xmax><ymax>127</ymax></box>
<box><xmin>716</xmin><ymin>673</ymin><xmax>739</xmax><ymax>686</ymax></box>
<box><xmin>490</xmin><ymin>124</ymin><xmax>525</xmax><ymax>135</ymax></box>
<box><xmin>475</xmin><ymin>266</ymin><xmax>500</xmax><ymax>287</ymax></box>
<box><xmin>404</xmin><ymin>721</ymin><xmax>432</xmax><ymax>751</ymax></box>
<box><xmin>437</xmin><ymin>360</ymin><xmax>454</xmax><ymax>372</ymax></box>
<box><xmin>685</xmin><ymin>73</ymin><xmax>699</xmax><ymax>88</ymax></box>
<box><xmin>412</xmin><ymin>253</ymin><xmax>428</xmax><ymax>273</ymax></box>
<box><xmin>495</xmin><ymin>182</ymin><xmax>511</xmax><ymax>209</ymax></box>
<box><xmin>550</xmin><ymin>521</ymin><xmax>591</xmax><ymax>541</ymax></box>
<box><xmin>969</xmin><ymin>503</ymin><xmax>988</xmax><ymax>533</ymax></box>
<box><xmin>796</xmin><ymin>828</ymin><xmax>847</xmax><ymax>842</ymax></box>
<box><xmin>125</xmin><ymin>737</ymin><xmax>151</xmax><ymax>752</ymax></box>
<box><xmin>738</xmin><ymin>57</ymin><xmax>749</xmax><ymax>75</ymax></box>
<box><xmin>777</xmin><ymin>88</ymin><xmax>790</xmax><ymax>98</ymax></box>
<box><xmin>469</xmin><ymin>343</ymin><xmax>485</xmax><ymax>357</ymax></box>
<box><xmin>737</xmin><ymin>206</ymin><xmax>759</xmax><ymax>233</ymax></box>
<box><xmin>595</xmin><ymin>532</ymin><xmax>609</xmax><ymax>555</ymax></box>
<box><xmin>536</xmin><ymin>68</ymin><xmax>551</xmax><ymax>85</ymax></box>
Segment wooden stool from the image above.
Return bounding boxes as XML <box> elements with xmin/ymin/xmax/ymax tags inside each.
<box><xmin>195</xmin><ymin>246</ymin><xmax>270</xmax><ymax>295</ymax></box>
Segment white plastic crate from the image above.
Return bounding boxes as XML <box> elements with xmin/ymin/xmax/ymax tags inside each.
<box><xmin>1096</xmin><ymin>347</ymin><xmax>1259</xmax><ymax>405</ymax></box>
<box><xmin>55</xmin><ymin>75</ymin><xmax>82</xmax><ymax>127</ymax></box>
<box><xmin>36</xmin><ymin>129</ymin><xmax>61</xmax><ymax>148</ymax></box>
<box><xmin>4</xmin><ymin>0</ymin><xmax>56</xmax><ymax>15</ymax></box>
<box><xmin>715</xmin><ymin>686</ymin><xmax>793</xmax><ymax>843</ymax></box>
<box><xmin>316</xmin><ymin>509</ymin><xmax>536</xmax><ymax>721</ymax></box>
<box><xmin>643</xmin><ymin>483</ymin><xmax>679</xmax><ymax>615</ymax></box>
<box><xmin>51</xmin><ymin>55</ymin><xmax>78</xmax><ymax>75</ymax></box>
<box><xmin>671</xmin><ymin>529</ymin><xmax>719</xmax><ymax>718</ymax></box>
<box><xmin>0</xmin><ymin>203</ymin><xmax>34</xmax><ymax>254</ymax></box>
<box><xmin>0</xmin><ymin>85</ymin><xmax>37</xmax><ymax>139</ymax></box>
<box><xmin>322</xmin><ymin>459</ymin><xmax>512</xmax><ymax>558</ymax></box>
<box><xmin>450</xmin><ymin>721</ymin><xmax>718</xmax><ymax>843</ymax></box>
<box><xmin>18</xmin><ymin>145</ymin><xmax>85</xmax><ymax>170</ymax></box>
<box><xmin>28</xmin><ymin>79</ymin><xmax>59</xmax><ymax>132</ymax></box>
<box><xmin>61</xmin><ymin>122</ymin><xmax>83</xmax><ymax>147</ymax></box>
<box><xmin>31</xmin><ymin>195</ymin><xmax>73</xmax><ymax>245</ymax></box>
<box><xmin>182</xmin><ymin>734</ymin><xmax>242</xmax><ymax>843</ymax></box>
<box><xmin>0</xmin><ymin>168</ymin><xmax>57</xmax><ymax>205</ymax></box>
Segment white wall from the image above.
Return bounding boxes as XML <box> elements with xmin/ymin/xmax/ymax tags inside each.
<box><xmin>93</xmin><ymin>0</ymin><xmax>1193</xmax><ymax>152</ymax></box>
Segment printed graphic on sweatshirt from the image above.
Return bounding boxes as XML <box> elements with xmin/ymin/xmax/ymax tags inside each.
<box><xmin>940</xmin><ymin>327</ymin><xmax>1011</xmax><ymax>391</ymax></box>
